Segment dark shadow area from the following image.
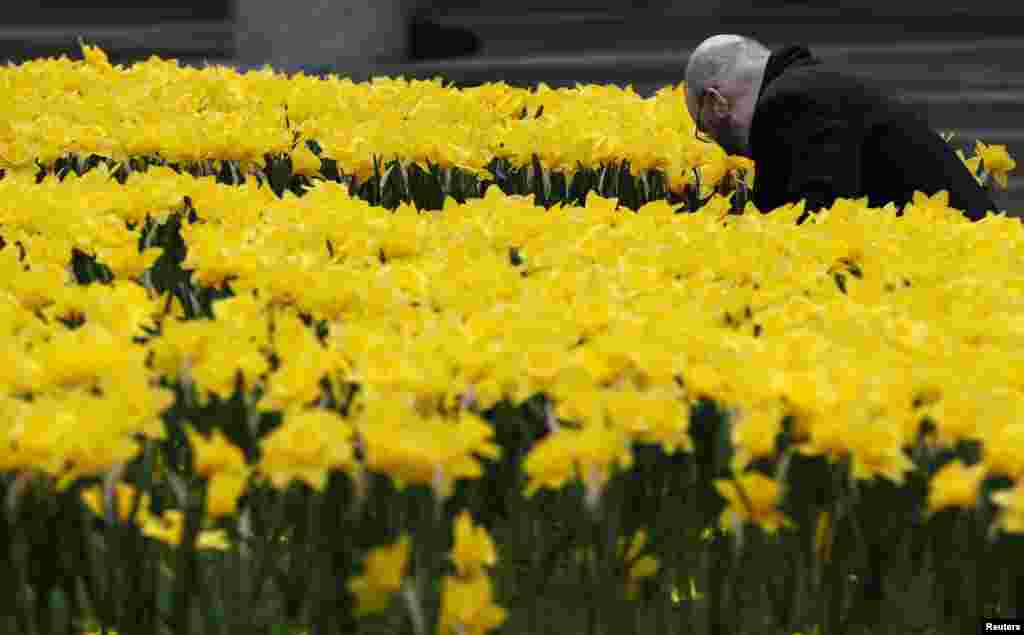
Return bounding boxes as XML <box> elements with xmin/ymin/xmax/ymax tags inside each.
<box><xmin>409</xmin><ymin>12</ymin><xmax>482</xmax><ymax>61</ymax></box>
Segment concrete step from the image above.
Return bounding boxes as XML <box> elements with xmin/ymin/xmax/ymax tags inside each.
<box><xmin>167</xmin><ymin>37</ymin><xmax>1024</xmax><ymax>94</ymax></box>
<box><xmin>0</xmin><ymin>21</ymin><xmax>234</xmax><ymax>63</ymax></box>
<box><xmin>4</xmin><ymin>5</ymin><xmax>230</xmax><ymax>25</ymax></box>
<box><xmin>904</xmin><ymin>91</ymin><xmax>1024</xmax><ymax>142</ymax></box>
<box><xmin>830</xmin><ymin>45</ymin><xmax>1024</xmax><ymax>93</ymax></box>
<box><xmin>426</xmin><ymin>7</ymin><xmax>1024</xmax><ymax>59</ymax></box>
<box><xmin>945</xmin><ymin>129</ymin><xmax>1024</xmax><ymax>149</ymax></box>
<box><xmin>372</xmin><ymin>42</ymin><xmax>1024</xmax><ymax>93</ymax></box>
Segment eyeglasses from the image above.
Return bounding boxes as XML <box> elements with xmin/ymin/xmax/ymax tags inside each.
<box><xmin>692</xmin><ymin>90</ymin><xmax>720</xmax><ymax>144</ymax></box>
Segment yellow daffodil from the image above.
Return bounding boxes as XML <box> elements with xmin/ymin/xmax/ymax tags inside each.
<box><xmin>358</xmin><ymin>404</ymin><xmax>500</xmax><ymax>500</ymax></box>
<box><xmin>95</xmin><ymin>245</ymin><xmax>162</xmax><ymax>281</ymax></box>
<box><xmin>258</xmin><ymin>407</ymin><xmax>356</xmax><ymax>492</ymax></box>
<box><xmin>348</xmin><ymin>535</ymin><xmax>411</xmax><ymax>617</ymax></box>
<box><xmin>844</xmin><ymin>419</ymin><xmax>916</xmax><ymax>485</ymax></box>
<box><xmin>436</xmin><ymin>574</ymin><xmax>507</xmax><ymax>635</ymax></box>
<box><xmin>922</xmin><ymin>390</ymin><xmax>986</xmax><ymax>448</ymax></box>
<box><xmin>730</xmin><ymin>400</ymin><xmax>784</xmax><ymax>473</ymax></box>
<box><xmin>713</xmin><ymin>472</ymin><xmax>793</xmax><ymax>534</ymax></box>
<box><xmin>80</xmin><ymin>42</ymin><xmax>116</xmax><ymax>73</ymax></box>
<box><xmin>450</xmin><ymin>510</ymin><xmax>498</xmax><ymax>578</ymax></box>
<box><xmin>17</xmin><ymin>399</ymin><xmax>144</xmax><ymax>488</ymax></box>
<box><xmin>522</xmin><ymin>421</ymin><xmax>633</xmax><ymax>507</ymax></box>
<box><xmin>725</xmin><ymin>155</ymin><xmax>756</xmax><ymax>189</ymax></box>
<box><xmin>81</xmin><ymin>482</ymin><xmax>152</xmax><ymax>524</ymax></box>
<box><xmin>291</xmin><ymin>141</ymin><xmax>322</xmax><ymax>178</ymax></box>
<box><xmin>975</xmin><ymin>141</ymin><xmax>1017</xmax><ymax>190</ymax></box>
<box><xmin>992</xmin><ymin>482</ymin><xmax>1024</xmax><ymax>535</ymax></box>
<box><xmin>602</xmin><ymin>387</ymin><xmax>693</xmax><ymax>455</ymax></box>
<box><xmin>140</xmin><ymin>510</ymin><xmax>231</xmax><ymax>550</ymax></box>
<box><xmin>619</xmin><ymin>529</ymin><xmax>660</xmax><ymax>600</ymax></box>
<box><xmin>926</xmin><ymin>459</ymin><xmax>985</xmax><ymax>516</ymax></box>
<box><xmin>185</xmin><ymin>425</ymin><xmax>247</xmax><ymax>478</ymax></box>
<box><xmin>189</xmin><ymin>346</ymin><xmax>270</xmax><ymax>404</ymax></box>
<box><xmin>982</xmin><ymin>421</ymin><xmax>1024</xmax><ymax>480</ymax></box>
<box><xmin>205</xmin><ymin>470</ymin><xmax>250</xmax><ymax>519</ymax></box>
<box><xmin>263</xmin><ymin>350</ymin><xmax>334</xmax><ymax>410</ymax></box>
<box><xmin>955</xmin><ymin>148</ymin><xmax>984</xmax><ymax>186</ymax></box>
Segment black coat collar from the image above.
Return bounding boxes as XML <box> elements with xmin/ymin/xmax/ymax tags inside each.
<box><xmin>756</xmin><ymin>44</ymin><xmax>821</xmax><ymax>103</ymax></box>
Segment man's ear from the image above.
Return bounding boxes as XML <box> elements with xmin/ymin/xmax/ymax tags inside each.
<box><xmin>709</xmin><ymin>88</ymin><xmax>729</xmax><ymax>115</ymax></box>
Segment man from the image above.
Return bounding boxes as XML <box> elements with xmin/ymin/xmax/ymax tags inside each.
<box><xmin>684</xmin><ymin>34</ymin><xmax>999</xmax><ymax>222</ymax></box>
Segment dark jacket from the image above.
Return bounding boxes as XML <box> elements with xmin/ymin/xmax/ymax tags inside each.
<box><xmin>749</xmin><ymin>45</ymin><xmax>998</xmax><ymax>222</ymax></box>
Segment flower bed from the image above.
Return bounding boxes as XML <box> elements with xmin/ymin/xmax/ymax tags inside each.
<box><xmin>0</xmin><ymin>44</ymin><xmax>1021</xmax><ymax>635</ymax></box>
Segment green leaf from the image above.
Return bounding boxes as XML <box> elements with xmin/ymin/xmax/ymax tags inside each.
<box><xmin>205</xmin><ymin>603</ymin><xmax>226</xmax><ymax>628</ymax></box>
<box><xmin>158</xmin><ymin>586</ymin><xmax>174</xmax><ymax>618</ymax></box>
<box><xmin>531</xmin><ymin>153</ymin><xmax>546</xmax><ymax>208</ymax></box>
<box><xmin>198</xmin><ymin>550</ymin><xmax>225</xmax><ymax>564</ymax></box>
<box><xmin>381</xmin><ymin>161</ymin><xmax>401</xmax><ymax>209</ymax></box>
<box><xmin>551</xmin><ymin>170</ymin><xmax>567</xmax><ymax>205</ymax></box>
<box><xmin>372</xmin><ymin>154</ymin><xmax>382</xmax><ymax>206</ymax></box>
<box><xmin>48</xmin><ymin>588</ymin><xmax>67</xmax><ymax>612</ymax></box>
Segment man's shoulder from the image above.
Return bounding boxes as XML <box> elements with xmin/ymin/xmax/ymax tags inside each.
<box><xmin>759</xmin><ymin>62</ymin><xmax>888</xmax><ymax>109</ymax></box>
<box><xmin>755</xmin><ymin>61</ymin><xmax>918</xmax><ymax>129</ymax></box>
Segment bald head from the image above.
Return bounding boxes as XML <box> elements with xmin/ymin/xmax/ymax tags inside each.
<box><xmin>685</xmin><ymin>34</ymin><xmax>771</xmax><ymax>157</ymax></box>
<box><xmin>686</xmin><ymin>35</ymin><xmax>771</xmax><ymax>102</ymax></box>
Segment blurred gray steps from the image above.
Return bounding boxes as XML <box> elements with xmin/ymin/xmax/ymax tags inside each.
<box><xmin>375</xmin><ymin>38</ymin><xmax>1024</xmax><ymax>92</ymax></box>
<box><xmin>902</xmin><ymin>90</ymin><xmax>1024</xmax><ymax>136</ymax></box>
<box><xmin>0</xmin><ymin>20</ymin><xmax>234</xmax><ymax>62</ymax></box>
<box><xmin>426</xmin><ymin>6</ymin><xmax>1024</xmax><ymax>59</ymax></box>
<box><xmin>4</xmin><ymin>5</ymin><xmax>230</xmax><ymax>24</ymax></box>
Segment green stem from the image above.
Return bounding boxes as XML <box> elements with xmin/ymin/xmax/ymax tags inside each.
<box><xmin>585</xmin><ymin>543</ymin><xmax>598</xmax><ymax>635</ymax></box>
<box><xmin>654</xmin><ymin>561</ymin><xmax>668</xmax><ymax>635</ymax></box>
<box><xmin>124</xmin><ymin>451</ymin><xmax>153</xmax><ymax>634</ymax></box>
<box><xmin>140</xmin><ymin>218</ymin><xmax>159</xmax><ymax>292</ymax></box>
<box><xmin>248</xmin><ymin>485</ymin><xmax>291</xmax><ymax>614</ymax></box>
<box><xmin>590</xmin><ymin>507</ymin><xmax>605</xmax><ymax>635</ymax></box>
<box><xmin>708</xmin><ymin>528</ymin><xmax>732</xmax><ymax>635</ymax></box>
<box><xmin>102</xmin><ymin>469</ymin><xmax>125</xmax><ymax>628</ymax></box>
<box><xmin>77</xmin><ymin>501</ymin><xmax>112</xmax><ymax>629</ymax></box>
<box><xmin>417</xmin><ymin>484</ymin><xmax>444</xmax><ymax>635</ymax></box>
<box><xmin>195</xmin><ymin>555</ymin><xmax>219</xmax><ymax>635</ymax></box>
<box><xmin>274</xmin><ymin>484</ymin><xmax>308</xmax><ymax>622</ymax></box>
<box><xmin>824</xmin><ymin>516</ymin><xmax>847</xmax><ymax>635</ymax></box>
<box><xmin>0</xmin><ymin>477</ymin><xmax>22</xmax><ymax>635</ymax></box>
<box><xmin>298</xmin><ymin>487</ymin><xmax>320</xmax><ymax>622</ymax></box>
<box><xmin>790</xmin><ymin>545</ymin><xmax>806</xmax><ymax>630</ymax></box>
<box><xmin>171</xmin><ymin>482</ymin><xmax>204</xmax><ymax>634</ymax></box>
<box><xmin>402</xmin><ymin>584</ymin><xmax>427</xmax><ymax>635</ymax></box>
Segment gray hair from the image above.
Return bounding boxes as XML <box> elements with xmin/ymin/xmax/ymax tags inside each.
<box><xmin>685</xmin><ymin>34</ymin><xmax>771</xmax><ymax>100</ymax></box>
